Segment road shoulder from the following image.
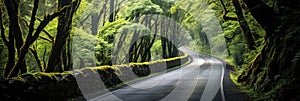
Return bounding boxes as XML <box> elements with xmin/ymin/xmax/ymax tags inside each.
<box><xmin>223</xmin><ymin>65</ymin><xmax>250</xmax><ymax>101</ymax></box>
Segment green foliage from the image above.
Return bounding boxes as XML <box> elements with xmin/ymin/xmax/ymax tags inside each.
<box><xmin>98</xmin><ymin>19</ymin><xmax>130</xmax><ymax>43</ymax></box>
<box><xmin>150</xmin><ymin>40</ymin><xmax>164</xmax><ymax>60</ymax></box>
<box><xmin>72</xmin><ymin>27</ymin><xmax>98</xmax><ymax>68</ymax></box>
<box><xmin>95</xmin><ymin>19</ymin><xmax>130</xmax><ymax>65</ymax></box>
<box><xmin>95</xmin><ymin>38</ymin><xmax>112</xmax><ymax>65</ymax></box>
<box><xmin>110</xmin><ymin>23</ymin><xmax>151</xmax><ymax>64</ymax></box>
<box><xmin>121</xmin><ymin>0</ymin><xmax>163</xmax><ymax>18</ymax></box>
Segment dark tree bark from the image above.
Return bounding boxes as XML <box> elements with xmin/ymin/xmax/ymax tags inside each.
<box><xmin>29</xmin><ymin>47</ymin><xmax>43</xmax><ymax>71</ymax></box>
<box><xmin>46</xmin><ymin>0</ymin><xmax>80</xmax><ymax>72</ymax></box>
<box><xmin>242</xmin><ymin>0</ymin><xmax>279</xmax><ymax>37</ymax></box>
<box><xmin>2</xmin><ymin>0</ymin><xmax>24</xmax><ymax>77</ymax></box>
<box><xmin>160</xmin><ymin>17</ymin><xmax>167</xmax><ymax>59</ymax></box>
<box><xmin>160</xmin><ymin>14</ymin><xmax>178</xmax><ymax>59</ymax></box>
<box><xmin>238</xmin><ymin>0</ymin><xmax>280</xmax><ymax>82</ymax></box>
<box><xmin>238</xmin><ymin>0</ymin><xmax>300</xmax><ymax>100</ymax></box>
<box><xmin>3</xmin><ymin>0</ymin><xmax>67</xmax><ymax>77</ymax></box>
<box><xmin>0</xmin><ymin>7</ymin><xmax>15</xmax><ymax>78</ymax></box>
<box><xmin>232</xmin><ymin>0</ymin><xmax>256</xmax><ymax>50</ymax></box>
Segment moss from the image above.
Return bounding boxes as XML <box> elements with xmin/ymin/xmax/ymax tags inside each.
<box><xmin>1</xmin><ymin>51</ymin><xmax>189</xmax><ymax>100</ymax></box>
<box><xmin>11</xmin><ymin>76</ymin><xmax>25</xmax><ymax>83</ymax></box>
<box><xmin>32</xmin><ymin>72</ymin><xmax>55</xmax><ymax>81</ymax></box>
<box><xmin>230</xmin><ymin>71</ymin><xmax>242</xmax><ymax>86</ymax></box>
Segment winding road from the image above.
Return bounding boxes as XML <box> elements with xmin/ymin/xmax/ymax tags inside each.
<box><xmin>88</xmin><ymin>47</ymin><xmax>245</xmax><ymax>101</ymax></box>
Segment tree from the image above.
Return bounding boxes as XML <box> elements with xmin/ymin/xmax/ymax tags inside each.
<box><xmin>109</xmin><ymin>0</ymin><xmax>115</xmax><ymax>22</ymax></box>
<box><xmin>232</xmin><ymin>0</ymin><xmax>256</xmax><ymax>50</ymax></box>
<box><xmin>238</xmin><ymin>0</ymin><xmax>300</xmax><ymax>100</ymax></box>
<box><xmin>1</xmin><ymin>0</ymin><xmax>69</xmax><ymax>78</ymax></box>
<box><xmin>46</xmin><ymin>0</ymin><xmax>80</xmax><ymax>72</ymax></box>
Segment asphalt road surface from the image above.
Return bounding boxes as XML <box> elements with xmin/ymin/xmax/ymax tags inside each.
<box><xmin>88</xmin><ymin>47</ymin><xmax>246</xmax><ymax>101</ymax></box>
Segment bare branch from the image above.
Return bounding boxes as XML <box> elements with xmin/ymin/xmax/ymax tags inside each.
<box><xmin>39</xmin><ymin>36</ymin><xmax>52</xmax><ymax>43</ymax></box>
<box><xmin>36</xmin><ymin>17</ymin><xmax>42</xmax><ymax>22</ymax></box>
<box><xmin>42</xmin><ymin>30</ymin><xmax>54</xmax><ymax>42</ymax></box>
<box><xmin>73</xmin><ymin>0</ymin><xmax>81</xmax><ymax>12</ymax></box>
<box><xmin>21</xmin><ymin>18</ymin><xmax>30</xmax><ymax>26</ymax></box>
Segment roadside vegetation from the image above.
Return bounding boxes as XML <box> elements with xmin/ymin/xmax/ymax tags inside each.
<box><xmin>0</xmin><ymin>0</ymin><xmax>299</xmax><ymax>100</ymax></box>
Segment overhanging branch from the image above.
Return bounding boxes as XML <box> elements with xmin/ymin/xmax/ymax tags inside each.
<box><xmin>21</xmin><ymin>18</ymin><xmax>54</xmax><ymax>42</ymax></box>
<box><xmin>28</xmin><ymin>6</ymin><xmax>69</xmax><ymax>45</ymax></box>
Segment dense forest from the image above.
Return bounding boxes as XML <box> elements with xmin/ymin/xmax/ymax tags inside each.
<box><xmin>0</xmin><ymin>0</ymin><xmax>299</xmax><ymax>100</ymax></box>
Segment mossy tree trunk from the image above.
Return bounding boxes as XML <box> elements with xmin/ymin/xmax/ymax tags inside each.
<box><xmin>1</xmin><ymin>0</ymin><xmax>67</xmax><ymax>78</ymax></box>
<box><xmin>46</xmin><ymin>0</ymin><xmax>80</xmax><ymax>72</ymax></box>
<box><xmin>232</xmin><ymin>0</ymin><xmax>256</xmax><ymax>50</ymax></box>
<box><xmin>238</xmin><ymin>0</ymin><xmax>300</xmax><ymax>100</ymax></box>
<box><xmin>2</xmin><ymin>0</ymin><xmax>25</xmax><ymax>77</ymax></box>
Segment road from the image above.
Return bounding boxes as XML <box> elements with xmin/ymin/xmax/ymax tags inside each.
<box><xmin>89</xmin><ymin>47</ymin><xmax>227</xmax><ymax>101</ymax></box>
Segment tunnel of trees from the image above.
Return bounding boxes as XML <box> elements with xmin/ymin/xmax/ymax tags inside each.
<box><xmin>0</xmin><ymin>0</ymin><xmax>299</xmax><ymax>100</ymax></box>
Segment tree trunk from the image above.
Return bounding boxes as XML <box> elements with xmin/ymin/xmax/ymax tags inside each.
<box><xmin>238</xmin><ymin>0</ymin><xmax>300</xmax><ymax>100</ymax></box>
<box><xmin>102</xmin><ymin>0</ymin><xmax>108</xmax><ymax>26</ymax></box>
<box><xmin>109</xmin><ymin>0</ymin><xmax>115</xmax><ymax>22</ymax></box>
<box><xmin>7</xmin><ymin>0</ymin><xmax>68</xmax><ymax>77</ymax></box>
<box><xmin>238</xmin><ymin>0</ymin><xmax>280</xmax><ymax>82</ymax></box>
<box><xmin>91</xmin><ymin>13</ymin><xmax>100</xmax><ymax>35</ymax></box>
<box><xmin>232</xmin><ymin>0</ymin><xmax>256</xmax><ymax>50</ymax></box>
<box><xmin>46</xmin><ymin>0</ymin><xmax>80</xmax><ymax>72</ymax></box>
<box><xmin>128</xmin><ymin>12</ymin><xmax>140</xmax><ymax>62</ymax></box>
<box><xmin>242</xmin><ymin>0</ymin><xmax>279</xmax><ymax>37</ymax></box>
<box><xmin>3</xmin><ymin>0</ymin><xmax>25</xmax><ymax>77</ymax></box>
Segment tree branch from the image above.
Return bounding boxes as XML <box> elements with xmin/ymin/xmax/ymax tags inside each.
<box><xmin>79</xmin><ymin>12</ymin><xmax>91</xmax><ymax>26</ymax></box>
<box><xmin>42</xmin><ymin>30</ymin><xmax>54</xmax><ymax>42</ymax></box>
<box><xmin>21</xmin><ymin>18</ymin><xmax>54</xmax><ymax>42</ymax></box>
<box><xmin>0</xmin><ymin>8</ymin><xmax>9</xmax><ymax>46</ymax></box>
<box><xmin>242</xmin><ymin>0</ymin><xmax>280</xmax><ymax>35</ymax></box>
<box><xmin>29</xmin><ymin>47</ymin><xmax>43</xmax><ymax>71</ymax></box>
<box><xmin>28</xmin><ymin>6</ymin><xmax>68</xmax><ymax>45</ymax></box>
<box><xmin>42</xmin><ymin>47</ymin><xmax>47</xmax><ymax>71</ymax></box>
<box><xmin>28</xmin><ymin>0</ymin><xmax>39</xmax><ymax>38</ymax></box>
<box><xmin>39</xmin><ymin>36</ymin><xmax>52</xmax><ymax>43</ymax></box>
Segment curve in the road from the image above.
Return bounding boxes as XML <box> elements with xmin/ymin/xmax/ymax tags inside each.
<box><xmin>89</xmin><ymin>47</ymin><xmax>226</xmax><ymax>101</ymax></box>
